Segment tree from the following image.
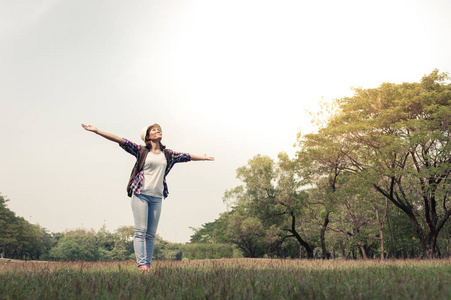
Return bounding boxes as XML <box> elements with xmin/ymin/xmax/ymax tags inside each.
<box><xmin>276</xmin><ymin>153</ymin><xmax>314</xmax><ymax>258</ymax></box>
<box><xmin>296</xmin><ymin>102</ymin><xmax>352</xmax><ymax>259</ymax></box>
<box><xmin>0</xmin><ymin>194</ymin><xmax>17</xmax><ymax>258</ymax></box>
<box><xmin>153</xmin><ymin>235</ymin><xmax>182</xmax><ymax>260</ymax></box>
<box><xmin>12</xmin><ymin>217</ymin><xmax>44</xmax><ymax>259</ymax></box>
<box><xmin>329</xmin><ymin>181</ymin><xmax>378</xmax><ymax>259</ymax></box>
<box><xmin>298</xmin><ymin>70</ymin><xmax>451</xmax><ymax>258</ymax></box>
<box><xmin>224</xmin><ymin>154</ymin><xmax>314</xmax><ymax>258</ymax></box>
<box><xmin>190</xmin><ymin>212</ymin><xmax>231</xmax><ymax>244</ymax></box>
<box><xmin>0</xmin><ymin>194</ymin><xmax>46</xmax><ymax>260</ymax></box>
<box><xmin>226</xmin><ymin>209</ymin><xmax>268</xmax><ymax>257</ymax></box>
<box><xmin>111</xmin><ymin>225</ymin><xmax>134</xmax><ymax>261</ymax></box>
<box><xmin>302</xmin><ymin>181</ymin><xmax>336</xmax><ymax>259</ymax></box>
<box><xmin>49</xmin><ymin>229</ymin><xmax>100</xmax><ymax>261</ymax></box>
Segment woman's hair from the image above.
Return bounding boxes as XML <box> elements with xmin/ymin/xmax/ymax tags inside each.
<box><xmin>145</xmin><ymin>139</ymin><xmax>166</xmax><ymax>150</ymax></box>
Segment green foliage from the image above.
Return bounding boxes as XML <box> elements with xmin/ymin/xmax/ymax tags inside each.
<box><xmin>46</xmin><ymin>226</ymin><xmax>136</xmax><ymax>262</ymax></box>
<box><xmin>153</xmin><ymin>235</ymin><xmax>182</xmax><ymax>260</ymax></box>
<box><xmin>227</xmin><ymin>210</ymin><xmax>269</xmax><ymax>257</ymax></box>
<box><xmin>49</xmin><ymin>230</ymin><xmax>100</xmax><ymax>261</ymax></box>
<box><xmin>181</xmin><ymin>243</ymin><xmax>241</xmax><ymax>259</ymax></box>
<box><xmin>190</xmin><ymin>212</ymin><xmax>231</xmax><ymax>244</ymax></box>
<box><xmin>0</xmin><ymin>194</ymin><xmax>48</xmax><ymax>260</ymax></box>
<box><xmin>297</xmin><ymin>70</ymin><xmax>451</xmax><ymax>258</ymax></box>
<box><xmin>383</xmin><ymin>202</ymin><xmax>422</xmax><ymax>258</ymax></box>
<box><xmin>223</xmin><ymin>154</ymin><xmax>314</xmax><ymax>258</ymax></box>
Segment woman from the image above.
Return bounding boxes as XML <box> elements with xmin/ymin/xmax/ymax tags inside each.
<box><xmin>81</xmin><ymin>123</ymin><xmax>214</xmax><ymax>271</ymax></box>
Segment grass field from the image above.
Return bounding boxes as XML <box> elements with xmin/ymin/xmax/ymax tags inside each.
<box><xmin>1</xmin><ymin>258</ymin><xmax>450</xmax><ymax>299</ymax></box>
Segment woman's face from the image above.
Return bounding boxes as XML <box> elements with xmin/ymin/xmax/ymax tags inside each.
<box><xmin>146</xmin><ymin>126</ymin><xmax>162</xmax><ymax>141</ymax></box>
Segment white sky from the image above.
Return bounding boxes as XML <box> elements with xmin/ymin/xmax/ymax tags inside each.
<box><xmin>1</xmin><ymin>0</ymin><xmax>450</xmax><ymax>243</ymax></box>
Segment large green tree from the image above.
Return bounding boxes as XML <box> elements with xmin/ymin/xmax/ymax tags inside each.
<box><xmin>298</xmin><ymin>70</ymin><xmax>451</xmax><ymax>258</ymax></box>
<box><xmin>224</xmin><ymin>154</ymin><xmax>314</xmax><ymax>258</ymax></box>
<box><xmin>0</xmin><ymin>194</ymin><xmax>46</xmax><ymax>259</ymax></box>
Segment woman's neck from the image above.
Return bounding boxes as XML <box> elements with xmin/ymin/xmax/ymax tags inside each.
<box><xmin>146</xmin><ymin>140</ymin><xmax>161</xmax><ymax>153</ymax></box>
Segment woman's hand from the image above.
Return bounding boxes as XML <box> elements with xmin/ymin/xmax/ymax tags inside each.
<box><xmin>191</xmin><ymin>154</ymin><xmax>215</xmax><ymax>161</ymax></box>
<box><xmin>202</xmin><ymin>154</ymin><xmax>215</xmax><ymax>161</ymax></box>
<box><xmin>81</xmin><ymin>124</ymin><xmax>98</xmax><ymax>133</ymax></box>
<box><xmin>81</xmin><ymin>124</ymin><xmax>124</xmax><ymax>145</ymax></box>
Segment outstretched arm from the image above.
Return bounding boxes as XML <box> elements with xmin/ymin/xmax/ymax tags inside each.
<box><xmin>190</xmin><ymin>154</ymin><xmax>215</xmax><ymax>161</ymax></box>
<box><xmin>81</xmin><ymin>124</ymin><xmax>125</xmax><ymax>145</ymax></box>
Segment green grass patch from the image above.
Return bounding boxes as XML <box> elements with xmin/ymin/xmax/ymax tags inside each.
<box><xmin>1</xmin><ymin>258</ymin><xmax>449</xmax><ymax>299</ymax></box>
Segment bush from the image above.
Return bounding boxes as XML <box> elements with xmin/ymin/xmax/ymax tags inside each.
<box><xmin>181</xmin><ymin>243</ymin><xmax>242</xmax><ymax>260</ymax></box>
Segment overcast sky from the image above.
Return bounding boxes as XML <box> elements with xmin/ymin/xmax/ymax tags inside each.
<box><xmin>1</xmin><ymin>0</ymin><xmax>450</xmax><ymax>243</ymax></box>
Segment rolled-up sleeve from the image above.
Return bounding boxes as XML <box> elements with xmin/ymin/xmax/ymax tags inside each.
<box><xmin>120</xmin><ymin>139</ymin><xmax>141</xmax><ymax>158</ymax></box>
<box><xmin>169</xmin><ymin>150</ymin><xmax>191</xmax><ymax>164</ymax></box>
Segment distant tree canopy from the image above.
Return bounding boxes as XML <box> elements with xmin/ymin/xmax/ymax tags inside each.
<box><xmin>0</xmin><ymin>193</ymin><xmax>241</xmax><ymax>261</ymax></box>
<box><xmin>0</xmin><ymin>194</ymin><xmax>49</xmax><ymax>260</ymax></box>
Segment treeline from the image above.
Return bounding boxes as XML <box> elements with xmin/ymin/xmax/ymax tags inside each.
<box><xmin>1</xmin><ymin>71</ymin><xmax>450</xmax><ymax>261</ymax></box>
<box><xmin>0</xmin><ymin>195</ymin><xmax>49</xmax><ymax>260</ymax></box>
<box><xmin>192</xmin><ymin>70</ymin><xmax>451</xmax><ymax>259</ymax></box>
<box><xmin>0</xmin><ymin>194</ymin><xmax>240</xmax><ymax>261</ymax></box>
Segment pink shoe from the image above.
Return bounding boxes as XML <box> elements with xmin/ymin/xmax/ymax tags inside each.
<box><xmin>138</xmin><ymin>266</ymin><xmax>150</xmax><ymax>272</ymax></box>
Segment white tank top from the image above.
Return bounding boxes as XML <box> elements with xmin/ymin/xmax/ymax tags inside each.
<box><xmin>140</xmin><ymin>152</ymin><xmax>167</xmax><ymax>198</ymax></box>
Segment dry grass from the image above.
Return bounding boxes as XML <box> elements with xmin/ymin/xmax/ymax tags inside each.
<box><xmin>1</xmin><ymin>258</ymin><xmax>450</xmax><ymax>299</ymax></box>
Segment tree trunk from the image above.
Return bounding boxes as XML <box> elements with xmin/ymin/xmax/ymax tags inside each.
<box><xmin>374</xmin><ymin>185</ymin><xmax>445</xmax><ymax>259</ymax></box>
<box><xmin>320</xmin><ymin>211</ymin><xmax>330</xmax><ymax>259</ymax></box>
<box><xmin>358</xmin><ymin>242</ymin><xmax>368</xmax><ymax>259</ymax></box>
<box><xmin>374</xmin><ymin>197</ymin><xmax>388</xmax><ymax>260</ymax></box>
<box><xmin>405</xmin><ymin>213</ymin><xmax>440</xmax><ymax>259</ymax></box>
<box><xmin>378</xmin><ymin>225</ymin><xmax>385</xmax><ymax>259</ymax></box>
<box><xmin>291</xmin><ymin>230</ymin><xmax>313</xmax><ymax>259</ymax></box>
<box><xmin>386</xmin><ymin>202</ymin><xmax>395</xmax><ymax>258</ymax></box>
<box><xmin>422</xmin><ymin>233</ymin><xmax>438</xmax><ymax>259</ymax></box>
<box><xmin>289</xmin><ymin>212</ymin><xmax>313</xmax><ymax>258</ymax></box>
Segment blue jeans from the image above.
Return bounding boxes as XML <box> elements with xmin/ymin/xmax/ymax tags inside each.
<box><xmin>131</xmin><ymin>193</ymin><xmax>162</xmax><ymax>268</ymax></box>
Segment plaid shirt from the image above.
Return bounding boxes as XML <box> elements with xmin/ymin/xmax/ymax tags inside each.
<box><xmin>120</xmin><ymin>139</ymin><xmax>191</xmax><ymax>198</ymax></box>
